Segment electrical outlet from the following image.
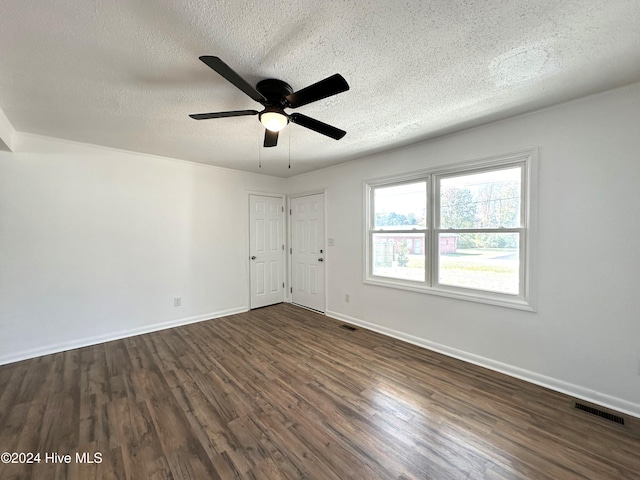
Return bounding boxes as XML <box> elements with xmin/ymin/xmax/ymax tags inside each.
<box><xmin>174</xmin><ymin>297</ymin><xmax>182</xmax><ymax>307</ymax></box>
<box><xmin>344</xmin><ymin>293</ymin><xmax>350</xmax><ymax>303</ymax></box>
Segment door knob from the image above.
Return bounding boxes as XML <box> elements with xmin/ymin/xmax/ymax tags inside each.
<box><xmin>318</xmin><ymin>258</ymin><xmax>324</xmax><ymax>262</ymax></box>
<box><xmin>251</xmin><ymin>256</ymin><xmax>256</xmax><ymax>260</ymax></box>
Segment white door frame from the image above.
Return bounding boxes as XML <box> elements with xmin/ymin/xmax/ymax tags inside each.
<box><xmin>287</xmin><ymin>190</ymin><xmax>327</xmax><ymax>313</ymax></box>
<box><xmin>247</xmin><ymin>191</ymin><xmax>286</xmax><ymax>309</ymax></box>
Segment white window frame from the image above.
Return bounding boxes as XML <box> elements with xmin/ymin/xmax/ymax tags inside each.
<box><xmin>364</xmin><ymin>149</ymin><xmax>537</xmax><ymax>311</ymax></box>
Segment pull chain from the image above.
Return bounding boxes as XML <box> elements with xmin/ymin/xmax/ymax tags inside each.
<box><xmin>288</xmin><ymin>131</ymin><xmax>291</xmax><ymax>169</ymax></box>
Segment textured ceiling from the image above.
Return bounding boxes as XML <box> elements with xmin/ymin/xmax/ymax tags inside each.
<box><xmin>1</xmin><ymin>1</ymin><xmax>639</xmax><ymax>177</ymax></box>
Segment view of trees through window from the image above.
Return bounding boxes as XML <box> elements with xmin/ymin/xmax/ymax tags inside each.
<box><xmin>438</xmin><ymin>167</ymin><xmax>522</xmax><ymax>294</ymax></box>
<box><xmin>370</xmin><ymin>165</ymin><xmax>524</xmax><ymax>296</ymax></box>
<box><xmin>372</xmin><ymin>182</ymin><xmax>427</xmax><ymax>282</ymax></box>
<box><xmin>440</xmin><ymin>167</ymin><xmax>520</xmax><ymax>241</ymax></box>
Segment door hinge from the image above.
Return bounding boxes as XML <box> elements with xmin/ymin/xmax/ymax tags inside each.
<box><xmin>289</xmin><ymin>247</ymin><xmax>292</xmax><ymax>254</ymax></box>
<box><xmin>289</xmin><ymin>209</ymin><xmax>292</xmax><ymax>215</ymax></box>
<box><xmin>282</xmin><ymin>244</ymin><xmax>284</xmax><ymax>250</ymax></box>
<box><xmin>290</xmin><ymin>287</ymin><xmax>293</xmax><ymax>293</ymax></box>
<box><xmin>281</xmin><ymin>206</ymin><xmax>284</xmax><ymax>212</ymax></box>
<box><xmin>283</xmin><ymin>282</ymin><xmax>285</xmax><ymax>288</ymax></box>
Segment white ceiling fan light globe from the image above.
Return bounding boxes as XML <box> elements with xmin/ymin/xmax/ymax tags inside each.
<box><xmin>260</xmin><ymin>111</ymin><xmax>288</xmax><ymax>132</ymax></box>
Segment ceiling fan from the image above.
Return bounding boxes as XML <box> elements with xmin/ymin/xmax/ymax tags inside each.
<box><xmin>189</xmin><ymin>56</ymin><xmax>349</xmax><ymax>147</ymax></box>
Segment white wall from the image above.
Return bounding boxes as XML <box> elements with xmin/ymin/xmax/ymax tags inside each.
<box><xmin>288</xmin><ymin>82</ymin><xmax>640</xmax><ymax>417</ymax></box>
<box><xmin>0</xmin><ymin>135</ymin><xmax>285</xmax><ymax>363</ymax></box>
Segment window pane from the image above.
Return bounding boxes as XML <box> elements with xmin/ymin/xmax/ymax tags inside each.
<box><xmin>372</xmin><ymin>233</ymin><xmax>425</xmax><ymax>282</ymax></box>
<box><xmin>374</xmin><ymin>182</ymin><xmax>426</xmax><ymax>230</ymax></box>
<box><xmin>440</xmin><ymin>167</ymin><xmax>521</xmax><ymax>229</ymax></box>
<box><xmin>438</xmin><ymin>233</ymin><xmax>519</xmax><ymax>294</ymax></box>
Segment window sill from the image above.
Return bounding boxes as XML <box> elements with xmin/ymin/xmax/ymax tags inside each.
<box><xmin>364</xmin><ymin>276</ymin><xmax>535</xmax><ymax>311</ymax></box>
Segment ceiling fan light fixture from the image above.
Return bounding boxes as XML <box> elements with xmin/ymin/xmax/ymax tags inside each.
<box><xmin>260</xmin><ymin>109</ymin><xmax>288</xmax><ymax>132</ymax></box>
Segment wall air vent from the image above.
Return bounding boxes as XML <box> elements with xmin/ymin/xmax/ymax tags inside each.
<box><xmin>340</xmin><ymin>324</ymin><xmax>357</xmax><ymax>331</ymax></box>
<box><xmin>573</xmin><ymin>401</ymin><xmax>626</xmax><ymax>426</ymax></box>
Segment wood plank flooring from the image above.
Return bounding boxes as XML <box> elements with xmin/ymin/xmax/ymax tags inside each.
<box><xmin>1</xmin><ymin>303</ymin><xmax>638</xmax><ymax>479</ymax></box>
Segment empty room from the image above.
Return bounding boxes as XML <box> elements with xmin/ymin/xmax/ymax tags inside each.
<box><xmin>1</xmin><ymin>1</ymin><xmax>639</xmax><ymax>479</ymax></box>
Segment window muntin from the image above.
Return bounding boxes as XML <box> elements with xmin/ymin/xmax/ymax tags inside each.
<box><xmin>366</xmin><ymin>154</ymin><xmax>532</xmax><ymax>309</ymax></box>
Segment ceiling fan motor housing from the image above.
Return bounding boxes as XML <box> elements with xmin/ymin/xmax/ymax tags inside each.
<box><xmin>256</xmin><ymin>79</ymin><xmax>293</xmax><ymax>108</ymax></box>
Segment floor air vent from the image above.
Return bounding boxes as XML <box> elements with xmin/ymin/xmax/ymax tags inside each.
<box><xmin>340</xmin><ymin>324</ymin><xmax>357</xmax><ymax>331</ymax></box>
<box><xmin>573</xmin><ymin>401</ymin><xmax>625</xmax><ymax>426</ymax></box>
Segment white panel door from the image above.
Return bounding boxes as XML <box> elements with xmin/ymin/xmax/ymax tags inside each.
<box><xmin>291</xmin><ymin>193</ymin><xmax>325</xmax><ymax>312</ymax></box>
<box><xmin>249</xmin><ymin>195</ymin><xmax>285</xmax><ymax>309</ymax></box>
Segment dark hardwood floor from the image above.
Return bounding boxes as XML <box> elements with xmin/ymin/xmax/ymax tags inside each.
<box><xmin>1</xmin><ymin>303</ymin><xmax>638</xmax><ymax>479</ymax></box>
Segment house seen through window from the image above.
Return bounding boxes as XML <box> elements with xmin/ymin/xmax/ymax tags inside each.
<box><xmin>366</xmin><ymin>152</ymin><xmax>534</xmax><ymax>309</ymax></box>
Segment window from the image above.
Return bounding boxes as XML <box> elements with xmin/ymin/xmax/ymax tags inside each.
<box><xmin>372</xmin><ymin>181</ymin><xmax>427</xmax><ymax>282</ymax></box>
<box><xmin>365</xmin><ymin>150</ymin><xmax>536</xmax><ymax>310</ymax></box>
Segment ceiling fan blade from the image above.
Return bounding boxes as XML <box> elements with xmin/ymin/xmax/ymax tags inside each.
<box><xmin>199</xmin><ymin>56</ymin><xmax>267</xmax><ymax>104</ymax></box>
<box><xmin>264</xmin><ymin>129</ymin><xmax>279</xmax><ymax>147</ymax></box>
<box><xmin>285</xmin><ymin>74</ymin><xmax>349</xmax><ymax>108</ymax></box>
<box><xmin>189</xmin><ymin>110</ymin><xmax>259</xmax><ymax>120</ymax></box>
<box><xmin>289</xmin><ymin>113</ymin><xmax>346</xmax><ymax>140</ymax></box>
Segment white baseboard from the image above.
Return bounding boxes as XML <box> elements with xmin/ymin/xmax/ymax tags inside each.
<box><xmin>0</xmin><ymin>306</ymin><xmax>248</xmax><ymax>366</ymax></box>
<box><xmin>326</xmin><ymin>309</ymin><xmax>640</xmax><ymax>419</ymax></box>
